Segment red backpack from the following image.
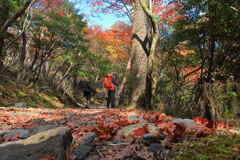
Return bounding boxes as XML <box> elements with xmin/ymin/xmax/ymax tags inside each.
<box><xmin>104</xmin><ymin>74</ymin><xmax>115</xmax><ymax>90</ymax></box>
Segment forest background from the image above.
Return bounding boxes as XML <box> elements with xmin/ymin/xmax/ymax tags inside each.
<box><xmin>0</xmin><ymin>0</ymin><xmax>239</xmax><ymax>123</ymax></box>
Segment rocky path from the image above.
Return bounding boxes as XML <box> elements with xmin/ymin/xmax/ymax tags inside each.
<box><xmin>0</xmin><ymin>106</ymin><xmax>238</xmax><ymax>160</ymax></box>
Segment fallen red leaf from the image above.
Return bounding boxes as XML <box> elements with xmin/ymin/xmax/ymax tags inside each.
<box><xmin>133</xmin><ymin>127</ymin><xmax>146</xmax><ymax>136</ymax></box>
<box><xmin>39</xmin><ymin>154</ymin><xmax>56</xmax><ymax>160</ymax></box>
<box><xmin>216</xmin><ymin>121</ymin><xmax>225</xmax><ymax>129</ymax></box>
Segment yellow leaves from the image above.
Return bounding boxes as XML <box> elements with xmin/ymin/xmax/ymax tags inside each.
<box><xmin>106</xmin><ymin>46</ymin><xmax>117</xmax><ymax>56</ymax></box>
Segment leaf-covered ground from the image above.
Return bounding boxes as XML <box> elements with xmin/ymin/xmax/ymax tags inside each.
<box><xmin>1</xmin><ymin>106</ymin><xmax>239</xmax><ymax>159</ymax></box>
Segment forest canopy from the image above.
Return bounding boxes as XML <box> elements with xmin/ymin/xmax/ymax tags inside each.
<box><xmin>0</xmin><ymin>0</ymin><xmax>239</xmax><ymax>121</ymax></box>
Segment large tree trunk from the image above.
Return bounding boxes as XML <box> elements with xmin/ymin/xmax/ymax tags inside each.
<box><xmin>140</xmin><ymin>0</ymin><xmax>159</xmax><ymax>108</ymax></box>
<box><xmin>130</xmin><ymin>0</ymin><xmax>150</xmax><ymax>108</ymax></box>
<box><xmin>0</xmin><ymin>0</ymin><xmax>9</xmax><ymax>70</ymax></box>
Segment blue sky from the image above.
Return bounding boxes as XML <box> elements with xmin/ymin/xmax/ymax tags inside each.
<box><xmin>84</xmin><ymin>13</ymin><xmax>128</xmax><ymax>29</ymax></box>
<box><xmin>71</xmin><ymin>1</ymin><xmax>129</xmax><ymax>29</ymax></box>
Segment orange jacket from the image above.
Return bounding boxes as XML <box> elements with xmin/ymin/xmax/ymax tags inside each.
<box><xmin>104</xmin><ymin>74</ymin><xmax>116</xmax><ymax>90</ymax></box>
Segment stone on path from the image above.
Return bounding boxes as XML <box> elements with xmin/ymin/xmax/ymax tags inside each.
<box><xmin>142</xmin><ymin>133</ymin><xmax>157</xmax><ymax>143</ymax></box>
<box><xmin>149</xmin><ymin>143</ymin><xmax>169</xmax><ymax>155</ymax></box>
<box><xmin>31</xmin><ymin>118</ymin><xmax>45</xmax><ymax>124</ymax></box>
<box><xmin>172</xmin><ymin>118</ymin><xmax>197</xmax><ymax>127</ymax></box>
<box><xmin>117</xmin><ymin>123</ymin><xmax>158</xmax><ymax>137</ymax></box>
<box><xmin>13</xmin><ymin>102</ymin><xmax>28</xmax><ymax>108</ymax></box>
<box><xmin>0</xmin><ymin>127</ymin><xmax>72</xmax><ymax>160</ymax></box>
<box><xmin>80</xmin><ymin>132</ymin><xmax>96</xmax><ymax>145</ymax></box>
<box><xmin>29</xmin><ymin>124</ymin><xmax>60</xmax><ymax>136</ymax></box>
<box><xmin>4</xmin><ymin>129</ymin><xmax>29</xmax><ymax>139</ymax></box>
<box><xmin>74</xmin><ymin>132</ymin><xmax>96</xmax><ymax>160</ymax></box>
<box><xmin>128</xmin><ymin>113</ymin><xmax>138</xmax><ymax>122</ymax></box>
<box><xmin>74</xmin><ymin>145</ymin><xmax>93</xmax><ymax>160</ymax></box>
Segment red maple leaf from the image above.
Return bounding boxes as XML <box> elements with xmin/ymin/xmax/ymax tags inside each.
<box><xmin>216</xmin><ymin>121</ymin><xmax>225</xmax><ymax>129</ymax></box>
<box><xmin>133</xmin><ymin>127</ymin><xmax>146</xmax><ymax>136</ymax></box>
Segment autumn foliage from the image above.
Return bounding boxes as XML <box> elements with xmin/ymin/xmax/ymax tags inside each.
<box><xmin>154</xmin><ymin>0</ymin><xmax>184</xmax><ymax>25</ymax></box>
<box><xmin>89</xmin><ymin>0</ymin><xmax>184</xmax><ymax>26</ymax></box>
<box><xmin>86</xmin><ymin>21</ymin><xmax>131</xmax><ymax>61</ymax></box>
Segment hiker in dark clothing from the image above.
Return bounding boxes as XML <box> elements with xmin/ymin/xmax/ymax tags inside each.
<box><xmin>83</xmin><ymin>82</ymin><xmax>96</xmax><ymax>109</ymax></box>
<box><xmin>104</xmin><ymin>73</ymin><xmax>118</xmax><ymax>108</ymax></box>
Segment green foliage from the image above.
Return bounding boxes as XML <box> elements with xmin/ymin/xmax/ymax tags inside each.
<box><xmin>31</xmin><ymin>2</ymin><xmax>87</xmax><ymax>52</ymax></box>
<box><xmin>6</xmin><ymin>0</ymin><xmax>20</xmax><ymax>11</ymax></box>
<box><xmin>154</xmin><ymin>0</ymin><xmax>240</xmax><ymax>119</ymax></box>
<box><xmin>28</xmin><ymin>0</ymin><xmax>118</xmax><ymax>82</ymax></box>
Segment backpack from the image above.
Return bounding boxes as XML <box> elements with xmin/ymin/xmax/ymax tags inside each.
<box><xmin>83</xmin><ymin>86</ymin><xmax>91</xmax><ymax>96</ymax></box>
<box><xmin>104</xmin><ymin>74</ymin><xmax>115</xmax><ymax>90</ymax></box>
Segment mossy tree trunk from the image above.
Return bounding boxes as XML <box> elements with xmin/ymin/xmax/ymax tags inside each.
<box><xmin>200</xmin><ymin>76</ymin><xmax>240</xmax><ymax>122</ymax></box>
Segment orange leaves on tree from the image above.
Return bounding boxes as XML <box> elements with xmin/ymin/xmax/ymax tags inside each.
<box><xmin>33</xmin><ymin>0</ymin><xmax>65</xmax><ymax>17</ymax></box>
<box><xmin>86</xmin><ymin>22</ymin><xmax>131</xmax><ymax>62</ymax></box>
<box><xmin>154</xmin><ymin>0</ymin><xmax>184</xmax><ymax>26</ymax></box>
<box><xmin>182</xmin><ymin>67</ymin><xmax>202</xmax><ymax>83</ymax></box>
<box><xmin>36</xmin><ymin>0</ymin><xmax>64</xmax><ymax>10</ymax></box>
<box><xmin>89</xmin><ymin>0</ymin><xmax>184</xmax><ymax>26</ymax></box>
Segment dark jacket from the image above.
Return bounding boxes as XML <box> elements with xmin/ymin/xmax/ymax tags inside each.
<box><xmin>83</xmin><ymin>85</ymin><xmax>95</xmax><ymax>97</ymax></box>
<box><xmin>112</xmin><ymin>76</ymin><xmax>118</xmax><ymax>87</ymax></box>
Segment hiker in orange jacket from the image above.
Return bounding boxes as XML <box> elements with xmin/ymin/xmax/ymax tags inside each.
<box><xmin>104</xmin><ymin>73</ymin><xmax>118</xmax><ymax>108</ymax></box>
